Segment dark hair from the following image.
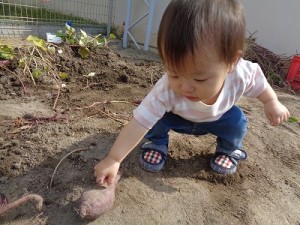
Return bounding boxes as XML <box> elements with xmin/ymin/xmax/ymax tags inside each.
<box><xmin>157</xmin><ymin>0</ymin><xmax>245</xmax><ymax>71</ymax></box>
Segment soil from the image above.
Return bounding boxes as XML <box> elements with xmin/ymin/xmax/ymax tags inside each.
<box><xmin>0</xmin><ymin>40</ymin><xmax>299</xmax><ymax>225</ymax></box>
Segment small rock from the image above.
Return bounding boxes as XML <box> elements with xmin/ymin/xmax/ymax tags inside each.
<box><xmin>12</xmin><ymin>149</ymin><xmax>22</xmax><ymax>155</ymax></box>
<box><xmin>118</xmin><ymin>74</ymin><xmax>129</xmax><ymax>83</ymax></box>
<box><xmin>1</xmin><ymin>142</ymin><xmax>13</xmax><ymax>149</ymax></box>
<box><xmin>12</xmin><ymin>162</ymin><xmax>22</xmax><ymax>170</ymax></box>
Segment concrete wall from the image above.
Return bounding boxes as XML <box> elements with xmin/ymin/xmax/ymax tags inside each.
<box><xmin>115</xmin><ymin>0</ymin><xmax>299</xmax><ymax>56</ymax></box>
<box><xmin>241</xmin><ymin>0</ymin><xmax>300</xmax><ymax>56</ymax></box>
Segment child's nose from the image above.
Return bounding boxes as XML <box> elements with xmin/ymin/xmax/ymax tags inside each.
<box><xmin>181</xmin><ymin>82</ymin><xmax>194</xmax><ymax>93</ymax></box>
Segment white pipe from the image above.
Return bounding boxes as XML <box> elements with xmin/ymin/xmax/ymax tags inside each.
<box><xmin>123</xmin><ymin>0</ymin><xmax>132</xmax><ymax>48</ymax></box>
<box><xmin>144</xmin><ymin>0</ymin><xmax>155</xmax><ymax>51</ymax></box>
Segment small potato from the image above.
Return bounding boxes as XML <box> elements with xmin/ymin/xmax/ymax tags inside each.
<box><xmin>79</xmin><ymin>175</ymin><xmax>120</xmax><ymax>220</ymax></box>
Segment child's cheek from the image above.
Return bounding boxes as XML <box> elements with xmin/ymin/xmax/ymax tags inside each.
<box><xmin>170</xmin><ymin>86</ymin><xmax>181</xmax><ymax>96</ymax></box>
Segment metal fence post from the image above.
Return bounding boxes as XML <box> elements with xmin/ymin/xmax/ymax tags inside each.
<box><xmin>122</xmin><ymin>0</ymin><xmax>156</xmax><ymax>51</ymax></box>
<box><xmin>107</xmin><ymin>0</ymin><xmax>114</xmax><ymax>36</ymax></box>
<box><xmin>144</xmin><ymin>0</ymin><xmax>155</xmax><ymax>51</ymax></box>
<box><xmin>123</xmin><ymin>0</ymin><xmax>132</xmax><ymax>48</ymax></box>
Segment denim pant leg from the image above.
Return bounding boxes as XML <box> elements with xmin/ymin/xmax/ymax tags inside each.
<box><xmin>144</xmin><ymin>112</ymin><xmax>207</xmax><ymax>146</ymax></box>
<box><xmin>204</xmin><ymin>106</ymin><xmax>248</xmax><ymax>154</ymax></box>
<box><xmin>145</xmin><ymin>106</ymin><xmax>247</xmax><ymax>155</ymax></box>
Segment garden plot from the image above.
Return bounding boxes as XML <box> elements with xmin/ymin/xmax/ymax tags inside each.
<box><xmin>0</xmin><ymin>36</ymin><xmax>299</xmax><ymax>225</ymax></box>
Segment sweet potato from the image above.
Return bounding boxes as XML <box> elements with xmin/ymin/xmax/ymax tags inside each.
<box><xmin>0</xmin><ymin>193</ymin><xmax>8</xmax><ymax>207</ymax></box>
<box><xmin>0</xmin><ymin>193</ymin><xmax>43</xmax><ymax>216</ymax></box>
<box><xmin>79</xmin><ymin>175</ymin><xmax>120</xmax><ymax>220</ymax></box>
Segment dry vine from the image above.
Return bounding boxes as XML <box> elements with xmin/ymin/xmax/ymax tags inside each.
<box><xmin>243</xmin><ymin>32</ymin><xmax>293</xmax><ymax>91</ymax></box>
<box><xmin>0</xmin><ymin>113</ymin><xmax>69</xmax><ymax>135</ymax></box>
<box><xmin>49</xmin><ymin>147</ymin><xmax>90</xmax><ymax>189</ymax></box>
<box><xmin>75</xmin><ymin>100</ymin><xmax>141</xmax><ymax>125</ymax></box>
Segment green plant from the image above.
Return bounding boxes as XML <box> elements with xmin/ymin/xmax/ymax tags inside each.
<box><xmin>77</xmin><ymin>31</ymin><xmax>116</xmax><ymax>58</ymax></box>
<box><xmin>17</xmin><ymin>35</ymin><xmax>54</xmax><ymax>85</ymax></box>
<box><xmin>59</xmin><ymin>72</ymin><xmax>69</xmax><ymax>80</ymax></box>
<box><xmin>266</xmin><ymin>71</ymin><xmax>284</xmax><ymax>86</ymax></box>
<box><xmin>56</xmin><ymin>23</ymin><xmax>77</xmax><ymax>45</ymax></box>
<box><xmin>289</xmin><ymin>116</ymin><xmax>299</xmax><ymax>123</ymax></box>
<box><xmin>27</xmin><ymin>35</ymin><xmax>47</xmax><ymax>51</ymax></box>
<box><xmin>56</xmin><ymin>24</ymin><xmax>116</xmax><ymax>58</ymax></box>
<box><xmin>111</xmin><ymin>24</ymin><xmax>124</xmax><ymax>39</ymax></box>
<box><xmin>0</xmin><ymin>44</ymin><xmax>14</xmax><ymax>60</ymax></box>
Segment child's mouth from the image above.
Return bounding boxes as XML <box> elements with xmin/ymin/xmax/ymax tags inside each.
<box><xmin>184</xmin><ymin>96</ymin><xmax>199</xmax><ymax>101</ymax></box>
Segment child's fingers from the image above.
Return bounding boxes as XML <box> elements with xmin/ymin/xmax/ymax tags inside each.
<box><xmin>268</xmin><ymin>110</ymin><xmax>291</xmax><ymax>126</ymax></box>
<box><xmin>94</xmin><ymin>168</ymin><xmax>106</xmax><ymax>184</ymax></box>
<box><xmin>285</xmin><ymin>111</ymin><xmax>291</xmax><ymax>121</ymax></box>
<box><xmin>275</xmin><ymin>111</ymin><xmax>290</xmax><ymax>125</ymax></box>
<box><xmin>107</xmin><ymin>175</ymin><xmax>115</xmax><ymax>186</ymax></box>
<box><xmin>96</xmin><ymin>175</ymin><xmax>115</xmax><ymax>187</ymax></box>
<box><xmin>96</xmin><ymin>175</ymin><xmax>107</xmax><ymax>185</ymax></box>
<box><xmin>267</xmin><ymin>113</ymin><xmax>274</xmax><ymax>125</ymax></box>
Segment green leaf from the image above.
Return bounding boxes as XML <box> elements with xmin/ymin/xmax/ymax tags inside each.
<box><xmin>47</xmin><ymin>46</ymin><xmax>56</xmax><ymax>54</ymax></box>
<box><xmin>79</xmin><ymin>39</ymin><xmax>85</xmax><ymax>47</ymax></box>
<box><xmin>80</xmin><ymin>29</ymin><xmax>88</xmax><ymax>38</ymax></box>
<box><xmin>56</xmin><ymin>30</ymin><xmax>64</xmax><ymax>37</ymax></box>
<box><xmin>0</xmin><ymin>45</ymin><xmax>14</xmax><ymax>60</ymax></box>
<box><xmin>65</xmin><ymin>24</ymin><xmax>75</xmax><ymax>33</ymax></box>
<box><xmin>18</xmin><ymin>57</ymin><xmax>26</xmax><ymax>68</ymax></box>
<box><xmin>109</xmin><ymin>33</ymin><xmax>116</xmax><ymax>39</ymax></box>
<box><xmin>78</xmin><ymin>46</ymin><xmax>90</xmax><ymax>58</ymax></box>
<box><xmin>59</xmin><ymin>72</ymin><xmax>69</xmax><ymax>79</ymax></box>
<box><xmin>288</xmin><ymin>116</ymin><xmax>299</xmax><ymax>123</ymax></box>
<box><xmin>26</xmin><ymin>35</ymin><xmax>47</xmax><ymax>51</ymax></box>
<box><xmin>98</xmin><ymin>37</ymin><xmax>107</xmax><ymax>47</ymax></box>
<box><xmin>32</xmin><ymin>69</ymin><xmax>42</xmax><ymax>78</ymax></box>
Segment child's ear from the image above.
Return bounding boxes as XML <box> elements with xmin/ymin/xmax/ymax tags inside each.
<box><xmin>229</xmin><ymin>50</ymin><xmax>243</xmax><ymax>72</ymax></box>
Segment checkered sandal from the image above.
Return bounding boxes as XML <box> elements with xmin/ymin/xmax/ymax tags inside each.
<box><xmin>139</xmin><ymin>141</ymin><xmax>168</xmax><ymax>172</ymax></box>
<box><xmin>210</xmin><ymin>149</ymin><xmax>247</xmax><ymax>174</ymax></box>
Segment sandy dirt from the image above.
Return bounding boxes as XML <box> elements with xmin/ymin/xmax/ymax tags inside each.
<box><xmin>0</xmin><ymin>41</ymin><xmax>299</xmax><ymax>225</ymax></box>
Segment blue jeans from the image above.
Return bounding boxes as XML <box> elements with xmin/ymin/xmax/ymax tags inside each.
<box><xmin>144</xmin><ymin>106</ymin><xmax>248</xmax><ymax>155</ymax></box>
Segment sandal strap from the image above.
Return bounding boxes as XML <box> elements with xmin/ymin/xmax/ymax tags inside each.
<box><xmin>216</xmin><ymin>149</ymin><xmax>247</xmax><ymax>161</ymax></box>
<box><xmin>229</xmin><ymin>149</ymin><xmax>247</xmax><ymax>160</ymax></box>
<box><xmin>140</xmin><ymin>141</ymin><xmax>168</xmax><ymax>155</ymax></box>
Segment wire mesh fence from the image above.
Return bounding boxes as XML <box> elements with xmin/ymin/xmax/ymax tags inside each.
<box><xmin>0</xmin><ymin>0</ymin><xmax>115</xmax><ymax>38</ymax></box>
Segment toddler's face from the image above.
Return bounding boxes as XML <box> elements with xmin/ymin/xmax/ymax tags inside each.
<box><xmin>166</xmin><ymin>52</ymin><xmax>232</xmax><ymax>105</ymax></box>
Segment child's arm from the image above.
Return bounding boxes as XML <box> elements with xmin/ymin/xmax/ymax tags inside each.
<box><xmin>257</xmin><ymin>84</ymin><xmax>290</xmax><ymax>126</ymax></box>
<box><xmin>94</xmin><ymin>118</ymin><xmax>148</xmax><ymax>185</ymax></box>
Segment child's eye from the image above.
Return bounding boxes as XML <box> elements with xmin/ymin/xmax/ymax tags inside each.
<box><xmin>194</xmin><ymin>79</ymin><xmax>207</xmax><ymax>82</ymax></box>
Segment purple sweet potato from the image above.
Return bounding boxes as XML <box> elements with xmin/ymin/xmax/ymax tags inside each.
<box><xmin>79</xmin><ymin>175</ymin><xmax>120</xmax><ymax>220</ymax></box>
<box><xmin>0</xmin><ymin>193</ymin><xmax>8</xmax><ymax>207</ymax></box>
<box><xmin>0</xmin><ymin>193</ymin><xmax>43</xmax><ymax>216</ymax></box>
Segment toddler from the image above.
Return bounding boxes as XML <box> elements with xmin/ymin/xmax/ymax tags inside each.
<box><xmin>94</xmin><ymin>0</ymin><xmax>290</xmax><ymax>185</ymax></box>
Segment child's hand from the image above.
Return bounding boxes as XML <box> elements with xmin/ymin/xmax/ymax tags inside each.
<box><xmin>94</xmin><ymin>156</ymin><xmax>120</xmax><ymax>186</ymax></box>
<box><xmin>263</xmin><ymin>99</ymin><xmax>290</xmax><ymax>126</ymax></box>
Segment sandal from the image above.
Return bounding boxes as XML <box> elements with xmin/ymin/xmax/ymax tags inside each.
<box><xmin>210</xmin><ymin>149</ymin><xmax>247</xmax><ymax>174</ymax></box>
<box><xmin>139</xmin><ymin>141</ymin><xmax>168</xmax><ymax>172</ymax></box>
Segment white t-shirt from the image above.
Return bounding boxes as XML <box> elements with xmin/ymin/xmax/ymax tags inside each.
<box><xmin>133</xmin><ymin>58</ymin><xmax>268</xmax><ymax>129</ymax></box>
